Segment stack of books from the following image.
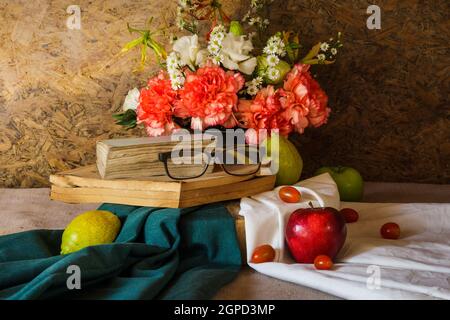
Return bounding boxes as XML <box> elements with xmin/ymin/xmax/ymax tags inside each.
<box><xmin>50</xmin><ymin>136</ymin><xmax>276</xmax><ymax>208</ymax></box>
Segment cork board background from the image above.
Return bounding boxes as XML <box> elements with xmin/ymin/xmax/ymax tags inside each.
<box><xmin>0</xmin><ymin>0</ymin><xmax>448</xmax><ymax>187</ymax></box>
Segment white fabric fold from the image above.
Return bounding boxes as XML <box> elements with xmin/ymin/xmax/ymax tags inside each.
<box><xmin>239</xmin><ymin>173</ymin><xmax>450</xmax><ymax>300</ymax></box>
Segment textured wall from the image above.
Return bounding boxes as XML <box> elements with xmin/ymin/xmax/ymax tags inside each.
<box><xmin>0</xmin><ymin>0</ymin><xmax>448</xmax><ymax>187</ymax></box>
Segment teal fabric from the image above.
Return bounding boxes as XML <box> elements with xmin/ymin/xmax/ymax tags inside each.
<box><xmin>0</xmin><ymin>203</ymin><xmax>241</xmax><ymax>300</ymax></box>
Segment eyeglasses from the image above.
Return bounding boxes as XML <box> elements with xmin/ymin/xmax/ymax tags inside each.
<box><xmin>158</xmin><ymin>145</ymin><xmax>262</xmax><ymax>180</ymax></box>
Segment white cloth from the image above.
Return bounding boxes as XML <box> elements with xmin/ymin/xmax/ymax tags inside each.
<box><xmin>239</xmin><ymin>173</ymin><xmax>450</xmax><ymax>300</ymax></box>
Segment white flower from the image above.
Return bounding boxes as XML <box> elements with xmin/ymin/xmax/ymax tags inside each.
<box><xmin>207</xmin><ymin>43</ymin><xmax>221</xmax><ymax>56</ymax></box>
<box><xmin>267</xmin><ymin>67</ymin><xmax>280</xmax><ymax>81</ymax></box>
<box><xmin>246</xmin><ymin>76</ymin><xmax>263</xmax><ymax>88</ymax></box>
<box><xmin>237</xmin><ymin>57</ymin><xmax>258</xmax><ymax>75</ymax></box>
<box><xmin>212</xmin><ymin>54</ymin><xmax>224</xmax><ymax>65</ymax></box>
<box><xmin>331</xmin><ymin>48</ymin><xmax>338</xmax><ymax>55</ymax></box>
<box><xmin>263</xmin><ymin>44</ymin><xmax>277</xmax><ymax>55</ymax></box>
<box><xmin>172</xmin><ymin>34</ymin><xmax>206</xmax><ymax>69</ymax></box>
<box><xmin>122</xmin><ymin>88</ymin><xmax>140</xmax><ymax>112</ymax></box>
<box><xmin>166</xmin><ymin>52</ymin><xmax>180</xmax><ymax>68</ymax></box>
<box><xmin>266</xmin><ymin>54</ymin><xmax>279</xmax><ymax>67</ymax></box>
<box><xmin>211</xmin><ymin>32</ymin><xmax>225</xmax><ymax>42</ymax></box>
<box><xmin>211</xmin><ymin>25</ymin><xmax>226</xmax><ymax>36</ymax></box>
<box><xmin>245</xmin><ymin>76</ymin><xmax>263</xmax><ymax>96</ymax></box>
<box><xmin>220</xmin><ymin>33</ymin><xmax>257</xmax><ymax>75</ymax></box>
<box><xmin>264</xmin><ymin>34</ymin><xmax>286</xmax><ymax>57</ymax></box>
<box><xmin>317</xmin><ymin>53</ymin><xmax>326</xmax><ymax>61</ymax></box>
<box><xmin>320</xmin><ymin>42</ymin><xmax>329</xmax><ymax>51</ymax></box>
<box><xmin>247</xmin><ymin>85</ymin><xmax>258</xmax><ymax>96</ymax></box>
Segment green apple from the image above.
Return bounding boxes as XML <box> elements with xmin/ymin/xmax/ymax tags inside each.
<box><xmin>315</xmin><ymin>166</ymin><xmax>364</xmax><ymax>202</ymax></box>
<box><xmin>229</xmin><ymin>21</ymin><xmax>244</xmax><ymax>36</ymax></box>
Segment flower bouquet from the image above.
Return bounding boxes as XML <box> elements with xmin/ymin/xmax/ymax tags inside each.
<box><xmin>114</xmin><ymin>0</ymin><xmax>343</xmax><ymax>145</ymax></box>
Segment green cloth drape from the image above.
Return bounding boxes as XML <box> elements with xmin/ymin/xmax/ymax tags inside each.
<box><xmin>0</xmin><ymin>203</ymin><xmax>241</xmax><ymax>300</ymax></box>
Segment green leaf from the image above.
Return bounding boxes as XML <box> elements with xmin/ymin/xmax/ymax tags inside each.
<box><xmin>121</xmin><ymin>37</ymin><xmax>144</xmax><ymax>53</ymax></box>
<box><xmin>301</xmin><ymin>43</ymin><xmax>321</xmax><ymax>62</ymax></box>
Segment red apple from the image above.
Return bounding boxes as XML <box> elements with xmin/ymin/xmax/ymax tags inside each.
<box><xmin>285</xmin><ymin>207</ymin><xmax>347</xmax><ymax>263</ymax></box>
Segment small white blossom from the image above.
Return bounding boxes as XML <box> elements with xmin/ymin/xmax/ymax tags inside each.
<box><xmin>267</xmin><ymin>67</ymin><xmax>280</xmax><ymax>81</ymax></box>
<box><xmin>320</xmin><ymin>42</ymin><xmax>330</xmax><ymax>52</ymax></box>
<box><xmin>247</xmin><ymin>85</ymin><xmax>258</xmax><ymax>96</ymax></box>
<box><xmin>212</xmin><ymin>54</ymin><xmax>224</xmax><ymax>65</ymax></box>
<box><xmin>266</xmin><ymin>54</ymin><xmax>279</xmax><ymax>67</ymax></box>
<box><xmin>264</xmin><ymin>34</ymin><xmax>286</xmax><ymax>57</ymax></box>
<box><xmin>317</xmin><ymin>53</ymin><xmax>326</xmax><ymax>62</ymax></box>
<box><xmin>331</xmin><ymin>48</ymin><xmax>338</xmax><ymax>55</ymax></box>
<box><xmin>245</xmin><ymin>75</ymin><xmax>263</xmax><ymax>95</ymax></box>
<box><xmin>207</xmin><ymin>44</ymin><xmax>221</xmax><ymax>56</ymax></box>
<box><xmin>248</xmin><ymin>18</ymin><xmax>256</xmax><ymax>26</ymax></box>
<box><xmin>252</xmin><ymin>76</ymin><xmax>263</xmax><ymax>87</ymax></box>
<box><xmin>166</xmin><ymin>52</ymin><xmax>179</xmax><ymax>67</ymax></box>
<box><xmin>263</xmin><ymin>44</ymin><xmax>277</xmax><ymax>55</ymax></box>
<box><xmin>211</xmin><ymin>32</ymin><xmax>225</xmax><ymax>42</ymax></box>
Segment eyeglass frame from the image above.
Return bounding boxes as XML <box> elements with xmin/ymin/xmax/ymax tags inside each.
<box><xmin>158</xmin><ymin>148</ymin><xmax>262</xmax><ymax>180</ymax></box>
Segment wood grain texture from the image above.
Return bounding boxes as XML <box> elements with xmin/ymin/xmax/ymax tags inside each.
<box><xmin>0</xmin><ymin>0</ymin><xmax>449</xmax><ymax>187</ymax></box>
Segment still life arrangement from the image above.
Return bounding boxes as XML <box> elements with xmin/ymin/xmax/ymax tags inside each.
<box><xmin>5</xmin><ymin>1</ymin><xmax>440</xmax><ymax>303</ymax></box>
<box><xmin>57</xmin><ymin>0</ymin><xmax>392</xmax><ymax>270</ymax></box>
<box><xmin>56</xmin><ymin>0</ymin><xmax>373</xmax><ymax>266</ymax></box>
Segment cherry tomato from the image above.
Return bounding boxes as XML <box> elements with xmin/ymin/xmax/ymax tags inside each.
<box><xmin>380</xmin><ymin>222</ymin><xmax>401</xmax><ymax>239</ymax></box>
<box><xmin>251</xmin><ymin>244</ymin><xmax>276</xmax><ymax>263</ymax></box>
<box><xmin>279</xmin><ymin>186</ymin><xmax>302</xmax><ymax>203</ymax></box>
<box><xmin>314</xmin><ymin>255</ymin><xmax>333</xmax><ymax>270</ymax></box>
<box><xmin>340</xmin><ymin>208</ymin><xmax>359</xmax><ymax>223</ymax></box>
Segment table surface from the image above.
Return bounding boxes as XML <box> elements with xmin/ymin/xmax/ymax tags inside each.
<box><xmin>1</xmin><ymin>182</ymin><xmax>449</xmax><ymax>300</ymax></box>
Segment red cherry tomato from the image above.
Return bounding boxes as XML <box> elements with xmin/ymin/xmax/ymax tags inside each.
<box><xmin>314</xmin><ymin>255</ymin><xmax>334</xmax><ymax>270</ymax></box>
<box><xmin>340</xmin><ymin>208</ymin><xmax>359</xmax><ymax>223</ymax></box>
<box><xmin>380</xmin><ymin>222</ymin><xmax>401</xmax><ymax>239</ymax></box>
<box><xmin>279</xmin><ymin>186</ymin><xmax>302</xmax><ymax>203</ymax></box>
<box><xmin>251</xmin><ymin>244</ymin><xmax>276</xmax><ymax>263</ymax></box>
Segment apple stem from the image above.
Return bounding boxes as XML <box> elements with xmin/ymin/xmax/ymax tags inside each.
<box><xmin>308</xmin><ymin>201</ymin><xmax>314</xmax><ymax>209</ymax></box>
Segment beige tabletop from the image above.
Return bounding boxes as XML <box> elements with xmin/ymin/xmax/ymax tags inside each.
<box><xmin>1</xmin><ymin>182</ymin><xmax>449</xmax><ymax>299</ymax></box>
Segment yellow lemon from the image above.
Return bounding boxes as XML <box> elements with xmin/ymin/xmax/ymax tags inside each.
<box><xmin>61</xmin><ymin>210</ymin><xmax>121</xmax><ymax>255</ymax></box>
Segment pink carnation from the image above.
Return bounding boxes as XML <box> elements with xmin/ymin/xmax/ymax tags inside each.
<box><xmin>236</xmin><ymin>86</ymin><xmax>292</xmax><ymax>144</ymax></box>
<box><xmin>281</xmin><ymin>64</ymin><xmax>330</xmax><ymax>132</ymax></box>
<box><xmin>175</xmin><ymin>64</ymin><xmax>245</xmax><ymax>130</ymax></box>
<box><xmin>137</xmin><ymin>71</ymin><xmax>178</xmax><ymax>137</ymax></box>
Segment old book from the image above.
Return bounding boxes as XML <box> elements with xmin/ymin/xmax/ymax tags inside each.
<box><xmin>50</xmin><ymin>165</ymin><xmax>275</xmax><ymax>208</ymax></box>
<box><xmin>96</xmin><ymin>136</ymin><xmax>216</xmax><ymax>179</ymax></box>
